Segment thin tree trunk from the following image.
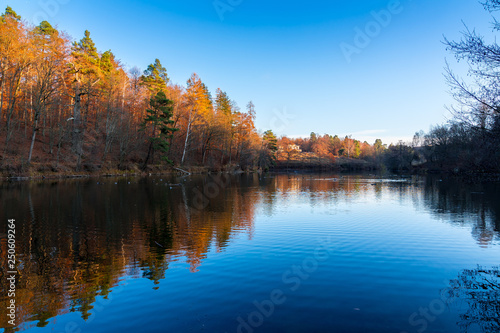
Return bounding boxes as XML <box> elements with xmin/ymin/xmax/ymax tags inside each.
<box><xmin>28</xmin><ymin>115</ymin><xmax>38</xmax><ymax>163</ymax></box>
<box><xmin>181</xmin><ymin>111</ymin><xmax>192</xmax><ymax>166</ymax></box>
<box><xmin>56</xmin><ymin>125</ymin><xmax>63</xmax><ymax>168</ymax></box>
<box><xmin>73</xmin><ymin>84</ymin><xmax>84</xmax><ymax>169</ymax></box>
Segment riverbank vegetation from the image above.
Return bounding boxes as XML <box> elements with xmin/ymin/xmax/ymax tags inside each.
<box><xmin>0</xmin><ymin>7</ymin><xmax>264</xmax><ymax>176</ymax></box>
<box><xmin>0</xmin><ymin>2</ymin><xmax>499</xmax><ymax>178</ymax></box>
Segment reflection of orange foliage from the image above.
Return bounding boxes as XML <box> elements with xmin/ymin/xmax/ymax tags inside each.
<box><xmin>0</xmin><ymin>176</ymin><xmax>257</xmax><ymax>328</ymax></box>
<box><xmin>1</xmin><ymin>174</ymin><xmax>497</xmax><ymax>330</ymax></box>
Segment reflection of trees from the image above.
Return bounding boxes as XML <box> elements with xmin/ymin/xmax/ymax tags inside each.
<box><xmin>447</xmin><ymin>266</ymin><xmax>500</xmax><ymax>333</ymax></box>
<box><xmin>0</xmin><ymin>175</ymin><xmax>257</xmax><ymax>329</ymax></box>
<box><xmin>1</xmin><ymin>174</ymin><xmax>499</xmax><ymax>330</ymax></box>
<box><xmin>422</xmin><ymin>177</ymin><xmax>500</xmax><ymax>246</ymax></box>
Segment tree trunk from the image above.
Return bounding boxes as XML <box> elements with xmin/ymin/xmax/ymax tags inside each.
<box><xmin>5</xmin><ymin>69</ymin><xmax>22</xmax><ymax>135</ymax></box>
<box><xmin>181</xmin><ymin>111</ymin><xmax>192</xmax><ymax>166</ymax></box>
<box><xmin>73</xmin><ymin>87</ymin><xmax>84</xmax><ymax>169</ymax></box>
<box><xmin>142</xmin><ymin>123</ymin><xmax>156</xmax><ymax>170</ymax></box>
<box><xmin>142</xmin><ymin>141</ymin><xmax>154</xmax><ymax>170</ymax></box>
<box><xmin>28</xmin><ymin>112</ymin><xmax>40</xmax><ymax>163</ymax></box>
<box><xmin>5</xmin><ymin>79</ymin><xmax>21</xmax><ymax>152</ymax></box>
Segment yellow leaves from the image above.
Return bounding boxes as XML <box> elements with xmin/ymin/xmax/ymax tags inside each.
<box><xmin>185</xmin><ymin>73</ymin><xmax>213</xmax><ymax>123</ymax></box>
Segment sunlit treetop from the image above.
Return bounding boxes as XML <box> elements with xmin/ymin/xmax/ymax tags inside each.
<box><xmin>35</xmin><ymin>21</ymin><xmax>57</xmax><ymax>36</ymax></box>
<box><xmin>1</xmin><ymin>6</ymin><xmax>21</xmax><ymax>21</ymax></box>
<box><xmin>141</xmin><ymin>58</ymin><xmax>169</xmax><ymax>94</ymax></box>
<box><xmin>71</xmin><ymin>30</ymin><xmax>100</xmax><ymax>74</ymax></box>
<box><xmin>100</xmin><ymin>50</ymin><xmax>116</xmax><ymax>74</ymax></box>
<box><xmin>72</xmin><ymin>30</ymin><xmax>99</xmax><ymax>60</ymax></box>
<box><xmin>215</xmin><ymin>88</ymin><xmax>232</xmax><ymax>116</ymax></box>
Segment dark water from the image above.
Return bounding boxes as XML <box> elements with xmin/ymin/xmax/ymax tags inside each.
<box><xmin>0</xmin><ymin>174</ymin><xmax>499</xmax><ymax>333</ymax></box>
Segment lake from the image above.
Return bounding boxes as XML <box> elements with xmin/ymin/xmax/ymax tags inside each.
<box><xmin>0</xmin><ymin>173</ymin><xmax>499</xmax><ymax>333</ymax></box>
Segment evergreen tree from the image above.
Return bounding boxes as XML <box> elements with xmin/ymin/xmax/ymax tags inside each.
<box><xmin>36</xmin><ymin>20</ymin><xmax>57</xmax><ymax>36</ymax></box>
<box><xmin>260</xmin><ymin>130</ymin><xmax>278</xmax><ymax>168</ymax></box>
<box><xmin>141</xmin><ymin>58</ymin><xmax>169</xmax><ymax>94</ymax></box>
<box><xmin>263</xmin><ymin>130</ymin><xmax>278</xmax><ymax>152</ymax></box>
<box><xmin>141</xmin><ymin>91</ymin><xmax>178</xmax><ymax>168</ymax></box>
<box><xmin>1</xmin><ymin>6</ymin><xmax>21</xmax><ymax>21</ymax></box>
<box><xmin>215</xmin><ymin>89</ymin><xmax>232</xmax><ymax>116</ymax></box>
<box><xmin>69</xmin><ymin>30</ymin><xmax>101</xmax><ymax>168</ymax></box>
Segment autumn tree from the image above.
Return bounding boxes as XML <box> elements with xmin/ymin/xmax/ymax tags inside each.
<box><xmin>341</xmin><ymin>136</ymin><xmax>355</xmax><ymax>158</ymax></box>
<box><xmin>27</xmin><ymin>21</ymin><xmax>68</xmax><ymax>163</ymax></box>
<box><xmin>181</xmin><ymin>73</ymin><xmax>212</xmax><ymax>165</ymax></box>
<box><xmin>232</xmin><ymin>102</ymin><xmax>258</xmax><ymax>168</ymax></box>
<box><xmin>98</xmin><ymin>50</ymin><xmax>129</xmax><ymax>162</ymax></box>
<box><xmin>0</xmin><ymin>6</ymin><xmax>265</xmax><ymax>173</ymax></box>
<box><xmin>0</xmin><ymin>7</ymin><xmax>31</xmax><ymax>153</ymax></box>
<box><xmin>278</xmin><ymin>136</ymin><xmax>300</xmax><ymax>167</ymax></box>
<box><xmin>330</xmin><ymin>135</ymin><xmax>342</xmax><ymax>156</ymax></box>
<box><xmin>215</xmin><ymin>88</ymin><xmax>233</xmax><ymax>162</ymax></box>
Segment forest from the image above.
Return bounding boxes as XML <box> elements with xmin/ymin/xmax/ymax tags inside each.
<box><xmin>0</xmin><ymin>3</ymin><xmax>499</xmax><ymax>176</ymax></box>
<box><xmin>0</xmin><ymin>6</ymin><xmax>264</xmax><ymax>175</ymax></box>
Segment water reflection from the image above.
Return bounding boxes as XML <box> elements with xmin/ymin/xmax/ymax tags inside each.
<box><xmin>0</xmin><ymin>174</ymin><xmax>499</xmax><ymax>331</ymax></box>
<box><xmin>0</xmin><ymin>175</ymin><xmax>257</xmax><ymax>330</ymax></box>
<box><xmin>446</xmin><ymin>266</ymin><xmax>500</xmax><ymax>332</ymax></box>
<box><xmin>421</xmin><ymin>177</ymin><xmax>500</xmax><ymax>246</ymax></box>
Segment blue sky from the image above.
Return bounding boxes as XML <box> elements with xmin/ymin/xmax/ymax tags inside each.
<box><xmin>8</xmin><ymin>0</ymin><xmax>494</xmax><ymax>144</ymax></box>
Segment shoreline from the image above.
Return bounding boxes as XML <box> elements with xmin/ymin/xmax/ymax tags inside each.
<box><xmin>2</xmin><ymin>164</ymin><xmax>499</xmax><ymax>183</ymax></box>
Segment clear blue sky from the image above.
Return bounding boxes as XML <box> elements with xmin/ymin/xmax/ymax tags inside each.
<box><xmin>8</xmin><ymin>0</ymin><xmax>493</xmax><ymax>144</ymax></box>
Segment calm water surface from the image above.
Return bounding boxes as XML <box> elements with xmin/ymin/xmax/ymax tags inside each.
<box><xmin>0</xmin><ymin>174</ymin><xmax>499</xmax><ymax>333</ymax></box>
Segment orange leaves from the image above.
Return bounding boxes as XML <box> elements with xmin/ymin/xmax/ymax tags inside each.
<box><xmin>0</xmin><ymin>6</ymin><xmax>261</xmax><ymax>170</ymax></box>
<box><xmin>185</xmin><ymin>73</ymin><xmax>213</xmax><ymax>122</ymax></box>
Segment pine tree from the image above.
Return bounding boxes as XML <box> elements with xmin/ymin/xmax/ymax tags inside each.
<box><xmin>141</xmin><ymin>91</ymin><xmax>178</xmax><ymax>168</ymax></box>
<box><xmin>1</xmin><ymin>6</ymin><xmax>21</xmax><ymax>21</ymax></box>
<box><xmin>141</xmin><ymin>58</ymin><xmax>169</xmax><ymax>95</ymax></box>
<box><xmin>68</xmin><ymin>30</ymin><xmax>101</xmax><ymax>168</ymax></box>
<box><xmin>260</xmin><ymin>130</ymin><xmax>278</xmax><ymax>168</ymax></box>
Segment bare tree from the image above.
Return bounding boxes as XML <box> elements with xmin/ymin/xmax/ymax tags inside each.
<box><xmin>444</xmin><ymin>1</ymin><xmax>500</xmax><ymax>129</ymax></box>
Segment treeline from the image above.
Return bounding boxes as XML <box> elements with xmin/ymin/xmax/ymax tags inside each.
<box><xmin>381</xmin><ymin>121</ymin><xmax>500</xmax><ymax>174</ymax></box>
<box><xmin>261</xmin><ymin>131</ymin><xmax>398</xmax><ymax>171</ymax></box>
<box><xmin>268</xmin><ymin>0</ymin><xmax>500</xmax><ymax>175</ymax></box>
<box><xmin>0</xmin><ymin>6</ymin><xmax>265</xmax><ymax>174</ymax></box>
<box><xmin>2</xmin><ymin>0</ymin><xmax>499</xmax><ymax>176</ymax></box>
